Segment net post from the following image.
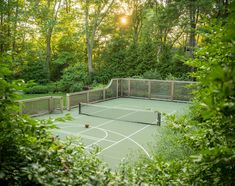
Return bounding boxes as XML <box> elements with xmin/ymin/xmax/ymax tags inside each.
<box><xmin>128</xmin><ymin>79</ymin><xmax>131</xmax><ymax>96</ymax></box>
<box><xmin>170</xmin><ymin>81</ymin><xmax>175</xmax><ymax>101</ymax></box>
<box><xmin>66</xmin><ymin>93</ymin><xmax>71</xmax><ymax>111</ymax></box>
<box><xmin>157</xmin><ymin>112</ymin><xmax>161</xmax><ymax>126</ymax></box>
<box><xmin>78</xmin><ymin>103</ymin><xmax>81</xmax><ymax>114</ymax></box>
<box><xmin>148</xmin><ymin>80</ymin><xmax>151</xmax><ymax>99</ymax></box>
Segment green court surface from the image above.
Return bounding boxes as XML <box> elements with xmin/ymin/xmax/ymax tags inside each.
<box><xmin>38</xmin><ymin>98</ymin><xmax>190</xmax><ymax>169</ymax></box>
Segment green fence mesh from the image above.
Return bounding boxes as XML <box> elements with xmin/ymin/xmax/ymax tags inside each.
<box><xmin>151</xmin><ymin>81</ymin><xmax>171</xmax><ymax>99</ymax></box>
<box><xmin>89</xmin><ymin>90</ymin><xmax>104</xmax><ymax>103</ymax></box>
<box><xmin>130</xmin><ymin>80</ymin><xmax>149</xmax><ymax>97</ymax></box>
<box><xmin>65</xmin><ymin>78</ymin><xmax>196</xmax><ymax>110</ymax></box>
<box><xmin>19</xmin><ymin>96</ymin><xmax>63</xmax><ymax>116</ymax></box>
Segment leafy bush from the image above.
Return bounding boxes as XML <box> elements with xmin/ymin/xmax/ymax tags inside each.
<box><xmin>164</xmin><ymin>73</ymin><xmax>177</xmax><ymax>80</ymax></box>
<box><xmin>24</xmin><ymin>85</ymin><xmax>50</xmax><ymax>94</ymax></box>
<box><xmin>58</xmin><ymin>63</ymin><xmax>88</xmax><ymax>92</ymax></box>
<box><xmin>24</xmin><ymin>83</ymin><xmax>59</xmax><ymax>94</ymax></box>
<box><xmin>69</xmin><ymin>82</ymin><xmax>84</xmax><ymax>92</ymax></box>
<box><xmin>164</xmin><ymin>73</ymin><xmax>190</xmax><ymax>81</ymax></box>
<box><xmin>117</xmin><ymin>4</ymin><xmax>235</xmax><ymax>185</ymax></box>
<box><xmin>20</xmin><ymin>61</ymin><xmax>49</xmax><ymax>84</ymax></box>
<box><xmin>151</xmin><ymin>125</ymin><xmax>193</xmax><ymax>161</ymax></box>
<box><xmin>0</xmin><ymin>62</ymin><xmax>113</xmax><ymax>185</ymax></box>
<box><xmin>92</xmin><ymin>70</ymin><xmax>113</xmax><ymax>84</ymax></box>
<box><xmin>142</xmin><ymin>70</ymin><xmax>162</xmax><ymax>79</ymax></box>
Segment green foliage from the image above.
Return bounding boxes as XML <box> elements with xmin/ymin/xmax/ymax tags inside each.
<box><xmin>20</xmin><ymin>61</ymin><xmax>49</xmax><ymax>84</ymax></box>
<box><xmin>151</xmin><ymin>126</ymin><xmax>193</xmax><ymax>161</ymax></box>
<box><xmin>24</xmin><ymin>83</ymin><xmax>59</xmax><ymax>94</ymax></box>
<box><xmin>142</xmin><ymin>69</ymin><xmax>162</xmax><ymax>79</ymax></box>
<box><xmin>24</xmin><ymin>84</ymin><xmax>50</xmax><ymax>94</ymax></box>
<box><xmin>58</xmin><ymin>63</ymin><xmax>89</xmax><ymax>92</ymax></box>
<box><xmin>0</xmin><ymin>63</ymin><xmax>113</xmax><ymax>185</ymax></box>
<box><xmin>117</xmin><ymin>2</ymin><xmax>235</xmax><ymax>185</ymax></box>
<box><xmin>96</xmin><ymin>36</ymin><xmax>190</xmax><ymax>82</ymax></box>
<box><xmin>1</xmin><ymin>0</ymin><xmax>235</xmax><ymax>185</ymax></box>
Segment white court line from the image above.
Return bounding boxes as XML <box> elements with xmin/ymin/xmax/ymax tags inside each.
<box><xmin>56</xmin><ymin>103</ymin><xmax>160</xmax><ymax>158</ymax></box>
<box><xmin>98</xmin><ymin>125</ymin><xmax>151</xmax><ymax>158</ymax></box>
<box><xmin>85</xmin><ymin>127</ymin><xmax>109</xmax><ymax>149</ymax></box>
<box><xmin>76</xmin><ymin>110</ymin><xmax>138</xmax><ymax>135</ymax></box>
<box><xmin>58</xmin><ymin>103</ymin><xmax>125</xmax><ymax>128</ymax></box>
<box><xmin>54</xmin><ymin>129</ymin><xmax>116</xmax><ymax>143</ymax></box>
<box><xmin>74</xmin><ymin>111</ymin><xmax>138</xmax><ymax>149</ymax></box>
<box><xmin>89</xmin><ymin>127</ymin><xmax>151</xmax><ymax>158</ymax></box>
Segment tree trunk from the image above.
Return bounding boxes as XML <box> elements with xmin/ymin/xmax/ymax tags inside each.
<box><xmin>188</xmin><ymin>0</ymin><xmax>197</xmax><ymax>76</ymax></box>
<box><xmin>46</xmin><ymin>31</ymin><xmax>52</xmax><ymax>80</ymax></box>
<box><xmin>85</xmin><ymin>0</ymin><xmax>94</xmax><ymax>75</ymax></box>
<box><xmin>87</xmin><ymin>41</ymin><xmax>94</xmax><ymax>74</ymax></box>
<box><xmin>0</xmin><ymin>12</ymin><xmax>3</xmax><ymax>53</ymax></box>
<box><xmin>12</xmin><ymin>0</ymin><xmax>19</xmax><ymax>62</ymax></box>
<box><xmin>188</xmin><ymin>1</ymin><xmax>196</xmax><ymax>59</ymax></box>
<box><xmin>44</xmin><ymin>0</ymin><xmax>62</xmax><ymax>81</ymax></box>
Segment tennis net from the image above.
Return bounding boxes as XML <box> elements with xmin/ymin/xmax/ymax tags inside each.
<box><xmin>78</xmin><ymin>103</ymin><xmax>161</xmax><ymax>125</ymax></box>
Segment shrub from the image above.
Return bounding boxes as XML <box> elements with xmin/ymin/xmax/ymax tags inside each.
<box><xmin>20</xmin><ymin>61</ymin><xmax>49</xmax><ymax>84</ymax></box>
<box><xmin>0</xmin><ymin>62</ymin><xmax>113</xmax><ymax>185</ymax></box>
<box><xmin>164</xmin><ymin>73</ymin><xmax>190</xmax><ymax>81</ymax></box>
<box><xmin>142</xmin><ymin>70</ymin><xmax>162</xmax><ymax>79</ymax></box>
<box><xmin>58</xmin><ymin>63</ymin><xmax>88</xmax><ymax>92</ymax></box>
<box><xmin>24</xmin><ymin>85</ymin><xmax>49</xmax><ymax>94</ymax></box>
<box><xmin>23</xmin><ymin>82</ymin><xmax>62</xmax><ymax>94</ymax></box>
<box><xmin>70</xmin><ymin>82</ymin><xmax>83</xmax><ymax>92</ymax></box>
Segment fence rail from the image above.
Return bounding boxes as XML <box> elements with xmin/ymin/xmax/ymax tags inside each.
<box><xmin>18</xmin><ymin>96</ymin><xmax>63</xmax><ymax>117</ymax></box>
<box><xmin>66</xmin><ymin>79</ymin><xmax>120</xmax><ymax>110</ymax></box>
<box><xmin>66</xmin><ymin>78</ymin><xmax>197</xmax><ymax>110</ymax></box>
<box><xmin>17</xmin><ymin>78</ymin><xmax>196</xmax><ymax>115</ymax></box>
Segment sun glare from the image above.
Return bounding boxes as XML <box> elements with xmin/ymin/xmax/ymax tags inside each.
<box><xmin>120</xmin><ymin>17</ymin><xmax>127</xmax><ymax>25</ymax></box>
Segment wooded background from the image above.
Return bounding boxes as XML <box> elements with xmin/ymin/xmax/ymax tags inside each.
<box><xmin>1</xmin><ymin>0</ymin><xmax>230</xmax><ymax>93</ymax></box>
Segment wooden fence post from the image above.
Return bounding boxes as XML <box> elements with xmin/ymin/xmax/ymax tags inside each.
<box><xmin>148</xmin><ymin>80</ymin><xmax>151</xmax><ymax>99</ymax></box>
<box><xmin>116</xmin><ymin>80</ymin><xmax>119</xmax><ymax>98</ymax></box>
<box><xmin>103</xmin><ymin>89</ymin><xmax>106</xmax><ymax>100</ymax></box>
<box><xmin>66</xmin><ymin>93</ymin><xmax>70</xmax><ymax>111</ymax></box>
<box><xmin>60</xmin><ymin>97</ymin><xmax>63</xmax><ymax>113</ymax></box>
<box><xmin>120</xmin><ymin>79</ymin><xmax>123</xmax><ymax>97</ymax></box>
<box><xmin>170</xmin><ymin>81</ymin><xmax>175</xmax><ymax>101</ymax></box>
<box><xmin>87</xmin><ymin>92</ymin><xmax>90</xmax><ymax>103</ymax></box>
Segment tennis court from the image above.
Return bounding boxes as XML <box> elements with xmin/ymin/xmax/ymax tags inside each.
<box><xmin>39</xmin><ymin>97</ymin><xmax>190</xmax><ymax>169</ymax></box>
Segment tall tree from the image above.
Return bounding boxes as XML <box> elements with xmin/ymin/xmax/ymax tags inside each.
<box><xmin>31</xmin><ymin>0</ymin><xmax>62</xmax><ymax>80</ymax></box>
<box><xmin>82</xmin><ymin>0</ymin><xmax>115</xmax><ymax>75</ymax></box>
